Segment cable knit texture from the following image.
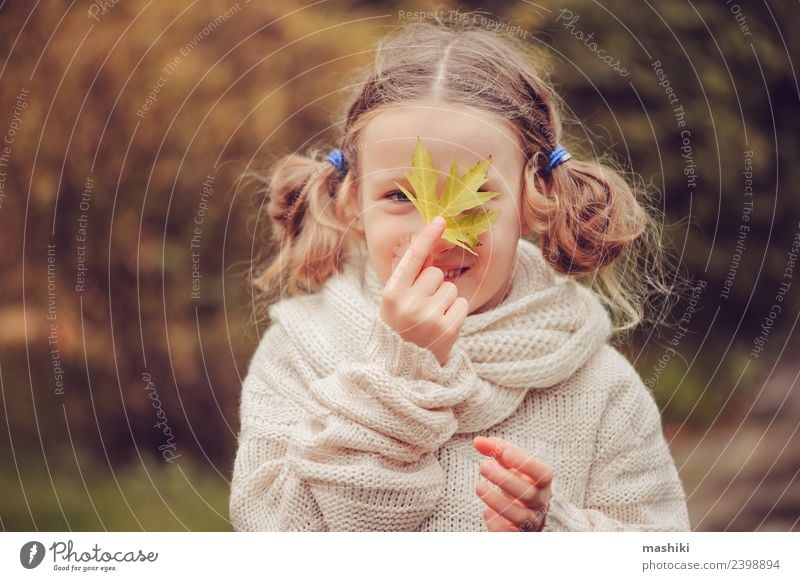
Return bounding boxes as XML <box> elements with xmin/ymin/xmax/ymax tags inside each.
<box><xmin>230</xmin><ymin>239</ymin><xmax>691</xmax><ymax>531</ymax></box>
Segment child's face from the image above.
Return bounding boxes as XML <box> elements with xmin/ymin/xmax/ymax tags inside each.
<box><xmin>356</xmin><ymin>101</ymin><xmax>531</xmax><ymax>315</ymax></box>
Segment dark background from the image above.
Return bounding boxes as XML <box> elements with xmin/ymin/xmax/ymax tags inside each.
<box><xmin>0</xmin><ymin>0</ymin><xmax>797</xmax><ymax>531</ymax></box>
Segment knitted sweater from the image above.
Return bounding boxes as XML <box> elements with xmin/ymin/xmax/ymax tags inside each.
<box><xmin>229</xmin><ymin>239</ymin><xmax>691</xmax><ymax>531</ymax></box>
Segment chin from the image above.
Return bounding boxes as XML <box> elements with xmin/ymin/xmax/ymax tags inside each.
<box><xmin>469</xmin><ymin>295</ymin><xmax>493</xmax><ymax>315</ymax></box>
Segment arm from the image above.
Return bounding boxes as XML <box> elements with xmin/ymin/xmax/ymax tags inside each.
<box><xmin>229</xmin><ymin>316</ymin><xmax>475</xmax><ymax>531</ymax></box>
<box><xmin>542</xmin><ymin>372</ymin><xmax>691</xmax><ymax>532</ymax></box>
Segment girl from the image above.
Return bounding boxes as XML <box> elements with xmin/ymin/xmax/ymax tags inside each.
<box><xmin>229</xmin><ymin>19</ymin><xmax>691</xmax><ymax>532</ymax></box>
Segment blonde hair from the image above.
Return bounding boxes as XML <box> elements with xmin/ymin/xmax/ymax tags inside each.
<box><xmin>245</xmin><ymin>16</ymin><xmax>687</xmax><ymax>337</ymax></box>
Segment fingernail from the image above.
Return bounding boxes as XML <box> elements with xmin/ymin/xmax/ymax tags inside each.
<box><xmin>432</xmin><ymin>216</ymin><xmax>445</xmax><ymax>227</ymax></box>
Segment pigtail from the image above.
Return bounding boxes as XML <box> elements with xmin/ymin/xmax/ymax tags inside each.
<box><xmin>247</xmin><ymin>149</ymin><xmax>359</xmax><ymax>304</ymax></box>
<box><xmin>528</xmin><ymin>156</ymin><xmax>647</xmax><ymax>274</ymax></box>
<box><xmin>522</xmin><ymin>152</ymin><xmax>683</xmax><ymax>334</ymax></box>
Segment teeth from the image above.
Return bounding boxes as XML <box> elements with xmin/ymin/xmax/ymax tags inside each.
<box><xmin>443</xmin><ymin>268</ymin><xmax>464</xmax><ymax>278</ymax></box>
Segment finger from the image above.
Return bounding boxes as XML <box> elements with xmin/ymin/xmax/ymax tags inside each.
<box><xmin>472</xmin><ymin>435</ymin><xmax>506</xmax><ymax>460</ymax></box>
<box><xmin>443</xmin><ymin>296</ymin><xmax>468</xmax><ymax>327</ymax></box>
<box><xmin>439</xmin><ymin>296</ymin><xmax>466</xmax><ymax>338</ymax></box>
<box><xmin>482</xmin><ymin>507</ymin><xmax>518</xmax><ymax>532</ymax></box>
<box><xmin>431</xmin><ymin>280</ymin><xmax>459</xmax><ymax>312</ymax></box>
<box><xmin>479</xmin><ymin>459</ymin><xmax>547</xmax><ymax>509</ymax></box>
<box><xmin>518</xmin><ymin>508</ymin><xmax>548</xmax><ymax>532</ymax></box>
<box><xmin>414</xmin><ymin>266</ymin><xmax>446</xmax><ymax>297</ymax></box>
<box><xmin>474</xmin><ymin>436</ymin><xmax>553</xmax><ymax>488</ymax></box>
<box><xmin>474</xmin><ymin>437</ymin><xmax>535</xmax><ymax>483</ymax></box>
<box><xmin>476</xmin><ymin>480</ymin><xmax>540</xmax><ymax>527</ymax></box>
<box><xmin>387</xmin><ymin>216</ymin><xmax>446</xmax><ymax>290</ymax></box>
<box><xmin>499</xmin><ymin>445</ymin><xmax>553</xmax><ymax>488</ymax></box>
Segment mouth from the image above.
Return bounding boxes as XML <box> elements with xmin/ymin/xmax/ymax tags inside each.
<box><xmin>441</xmin><ymin>267</ymin><xmax>470</xmax><ymax>282</ymax></box>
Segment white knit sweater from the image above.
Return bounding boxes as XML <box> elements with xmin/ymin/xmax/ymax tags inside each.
<box><xmin>229</xmin><ymin>239</ymin><xmax>691</xmax><ymax>531</ymax></box>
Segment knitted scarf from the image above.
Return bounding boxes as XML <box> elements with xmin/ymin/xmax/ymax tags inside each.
<box><xmin>268</xmin><ymin>238</ymin><xmax>612</xmax><ymax>434</ymax></box>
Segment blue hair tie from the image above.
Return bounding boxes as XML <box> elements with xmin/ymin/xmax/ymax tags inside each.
<box><xmin>544</xmin><ymin>145</ymin><xmax>572</xmax><ymax>176</ymax></box>
<box><xmin>325</xmin><ymin>148</ymin><xmax>347</xmax><ymax>176</ymax></box>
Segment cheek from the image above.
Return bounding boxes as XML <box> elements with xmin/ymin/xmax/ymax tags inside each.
<box><xmin>390</xmin><ymin>233</ymin><xmax>413</xmax><ymax>263</ymax></box>
<box><xmin>474</xmin><ymin>223</ymin><xmax>517</xmax><ymax>273</ymax></box>
<box><xmin>368</xmin><ymin>231</ymin><xmax>412</xmax><ymax>284</ymax></box>
<box><xmin>475</xmin><ymin>227</ymin><xmax>505</xmax><ymax>263</ymax></box>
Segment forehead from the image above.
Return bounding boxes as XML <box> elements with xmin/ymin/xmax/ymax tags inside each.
<box><xmin>357</xmin><ymin>101</ymin><xmax>523</xmax><ymax>185</ymax></box>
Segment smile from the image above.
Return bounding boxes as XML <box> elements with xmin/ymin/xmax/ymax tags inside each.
<box><xmin>442</xmin><ymin>267</ymin><xmax>469</xmax><ymax>282</ymax></box>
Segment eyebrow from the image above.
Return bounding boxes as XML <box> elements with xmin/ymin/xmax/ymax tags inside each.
<box><xmin>369</xmin><ymin>173</ymin><xmax>411</xmax><ymax>186</ymax></box>
<box><xmin>364</xmin><ymin>175</ymin><xmax>410</xmax><ymax>197</ymax></box>
<box><xmin>369</xmin><ymin>172</ymin><xmax>504</xmax><ymax>190</ymax></box>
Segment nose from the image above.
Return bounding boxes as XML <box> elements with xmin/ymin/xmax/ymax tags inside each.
<box><xmin>431</xmin><ymin>236</ymin><xmax>456</xmax><ymax>255</ymax></box>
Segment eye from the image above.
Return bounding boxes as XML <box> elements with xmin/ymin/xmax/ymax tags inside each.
<box><xmin>386</xmin><ymin>188</ymin><xmax>492</xmax><ymax>200</ymax></box>
<box><xmin>385</xmin><ymin>190</ymin><xmax>411</xmax><ymax>202</ymax></box>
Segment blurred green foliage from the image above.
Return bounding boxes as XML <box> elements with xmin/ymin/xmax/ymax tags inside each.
<box><xmin>0</xmin><ymin>448</ymin><xmax>230</xmax><ymax>531</ymax></box>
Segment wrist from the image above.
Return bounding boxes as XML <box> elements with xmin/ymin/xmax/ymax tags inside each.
<box><xmin>367</xmin><ymin>315</ymin><xmax>466</xmax><ymax>382</ymax></box>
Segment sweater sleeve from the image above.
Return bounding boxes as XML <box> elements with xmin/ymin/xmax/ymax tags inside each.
<box><xmin>542</xmin><ymin>371</ymin><xmax>691</xmax><ymax>532</ymax></box>
<box><xmin>229</xmin><ymin>316</ymin><xmax>475</xmax><ymax>531</ymax></box>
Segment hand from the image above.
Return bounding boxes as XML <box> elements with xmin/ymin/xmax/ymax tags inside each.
<box><xmin>473</xmin><ymin>436</ymin><xmax>553</xmax><ymax>532</ymax></box>
<box><xmin>380</xmin><ymin>216</ymin><xmax>469</xmax><ymax>366</ymax></box>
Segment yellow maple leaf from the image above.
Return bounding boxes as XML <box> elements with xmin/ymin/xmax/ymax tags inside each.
<box><xmin>394</xmin><ymin>138</ymin><xmax>502</xmax><ymax>255</ymax></box>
